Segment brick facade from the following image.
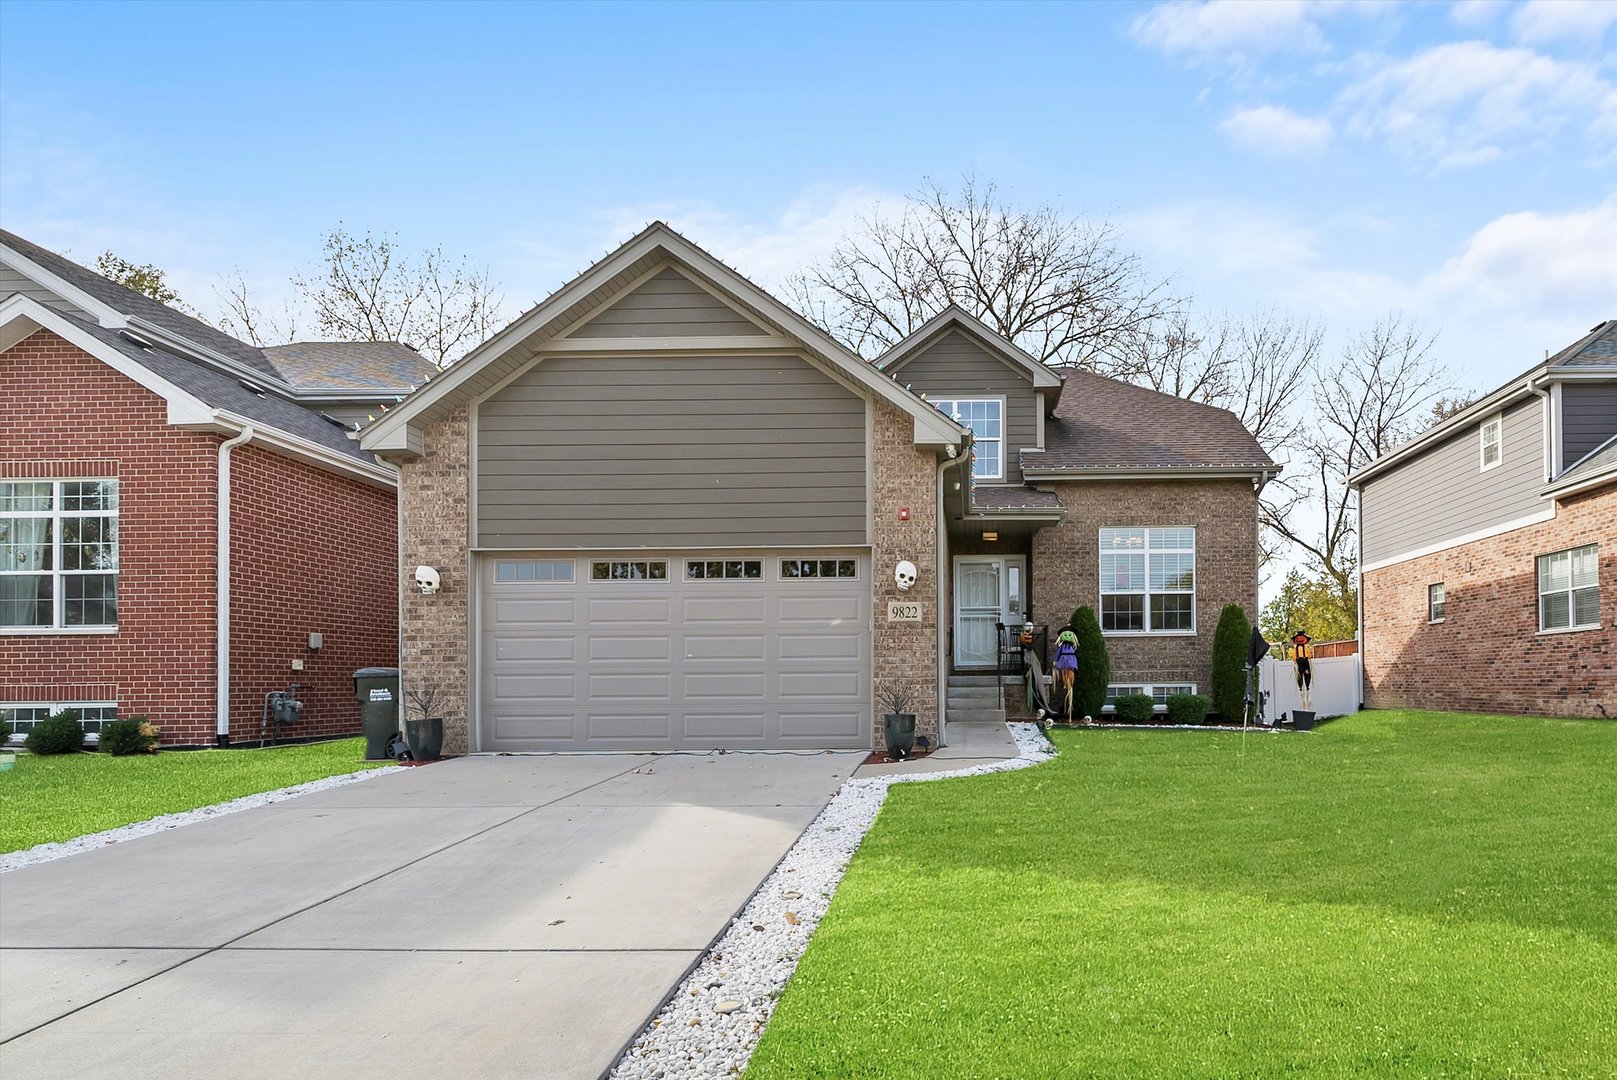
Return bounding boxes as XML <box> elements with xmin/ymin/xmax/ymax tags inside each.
<box><xmin>1030</xmin><ymin>478</ymin><xmax>1260</xmax><ymax>695</ymax></box>
<box><xmin>1362</xmin><ymin>487</ymin><xmax>1615</xmax><ymax>718</ymax></box>
<box><xmin>397</xmin><ymin>407</ymin><xmax>471</xmax><ymax>755</ymax></box>
<box><xmin>2</xmin><ymin>330</ymin><xmax>398</xmax><ymax>746</ymax></box>
<box><xmin>871</xmin><ymin>399</ymin><xmax>943</xmax><ymax>749</ymax></box>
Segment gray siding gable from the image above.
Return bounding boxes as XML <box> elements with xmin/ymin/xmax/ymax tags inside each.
<box><xmin>476</xmin><ymin>352</ymin><xmax>867</xmax><ymax>548</ymax></box>
<box><xmin>882</xmin><ymin>329</ymin><xmax>1037</xmax><ymax>484</ymax></box>
<box><xmin>567</xmin><ymin>266</ymin><xmax>771</xmax><ymax>338</ymax></box>
<box><xmin>1360</xmin><ymin>398</ymin><xmax>1546</xmax><ymax>565</ymax></box>
<box><xmin>1560</xmin><ymin>382</ymin><xmax>1617</xmax><ymax>468</ymax></box>
<box><xmin>0</xmin><ymin>264</ymin><xmax>93</xmax><ymax>320</ymax></box>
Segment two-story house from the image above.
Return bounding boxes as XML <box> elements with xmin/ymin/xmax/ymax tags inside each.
<box><xmin>1350</xmin><ymin>320</ymin><xmax>1616</xmax><ymax>718</ymax></box>
<box><xmin>359</xmin><ymin>223</ymin><xmax>1277</xmax><ymax>755</ymax></box>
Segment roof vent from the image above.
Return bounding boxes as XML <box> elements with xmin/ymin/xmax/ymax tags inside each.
<box><xmin>237</xmin><ymin>379</ymin><xmax>267</xmax><ymax>397</ymax></box>
<box><xmin>118</xmin><ymin>329</ymin><xmax>154</xmax><ymax>350</ymax></box>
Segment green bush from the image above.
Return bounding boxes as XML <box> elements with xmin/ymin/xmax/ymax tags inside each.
<box><xmin>1211</xmin><ymin>603</ymin><xmax>1252</xmax><ymax>722</ymax></box>
<box><xmin>1113</xmin><ymin>694</ymin><xmax>1156</xmax><ymax>724</ymax></box>
<box><xmin>24</xmin><ymin>710</ymin><xmax>85</xmax><ymax>755</ymax></box>
<box><xmin>1167</xmin><ymin>693</ymin><xmax>1212</xmax><ymax>725</ymax></box>
<box><xmin>100</xmin><ymin>717</ymin><xmax>159</xmax><ymax>756</ymax></box>
<box><xmin>1068</xmin><ymin>605</ymin><xmax>1110</xmax><ymax>719</ymax></box>
<box><xmin>0</xmin><ymin>719</ymin><xmax>12</xmax><ymax>743</ymax></box>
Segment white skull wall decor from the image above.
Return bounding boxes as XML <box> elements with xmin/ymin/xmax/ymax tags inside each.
<box><xmin>414</xmin><ymin>565</ymin><xmax>442</xmax><ymax>595</ymax></box>
<box><xmin>894</xmin><ymin>560</ymin><xmax>918</xmax><ymax>591</ymax></box>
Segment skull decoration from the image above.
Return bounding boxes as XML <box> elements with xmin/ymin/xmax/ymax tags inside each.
<box><xmin>894</xmin><ymin>560</ymin><xmax>918</xmax><ymax>591</ymax></box>
<box><xmin>414</xmin><ymin>565</ymin><xmax>442</xmax><ymax>595</ymax></box>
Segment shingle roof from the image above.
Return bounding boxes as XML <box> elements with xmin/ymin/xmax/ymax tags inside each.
<box><xmin>969</xmin><ymin>486</ymin><xmax>1064</xmax><ymax>513</ymax></box>
<box><xmin>1547</xmin><ymin>434</ymin><xmax>1617</xmax><ymax>494</ymax></box>
<box><xmin>66</xmin><ymin>315</ymin><xmax>374</xmax><ymax>463</ymax></box>
<box><xmin>1022</xmin><ymin>369</ymin><xmax>1275</xmax><ymax>471</ymax></box>
<box><xmin>262</xmin><ymin>341</ymin><xmax>435</xmax><ymax>391</ymax></box>
<box><xmin>1550</xmin><ymin>319</ymin><xmax>1617</xmax><ymax>367</ymax></box>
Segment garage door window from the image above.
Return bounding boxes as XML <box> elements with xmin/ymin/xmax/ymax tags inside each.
<box><xmin>495</xmin><ymin>559</ymin><xmax>575</xmax><ymax>583</ymax></box>
<box><xmin>782</xmin><ymin>558</ymin><xmax>858</xmax><ymax>579</ymax></box>
<box><xmin>686</xmin><ymin>559</ymin><xmax>762</xmax><ymax>580</ymax></box>
<box><xmin>591</xmin><ymin>560</ymin><xmax>668</xmax><ymax>581</ymax></box>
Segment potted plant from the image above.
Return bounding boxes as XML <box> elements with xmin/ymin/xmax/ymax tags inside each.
<box><xmin>878</xmin><ymin>679</ymin><xmax>918</xmax><ymax>760</ymax></box>
<box><xmin>404</xmin><ymin>684</ymin><xmax>446</xmax><ymax>763</ymax></box>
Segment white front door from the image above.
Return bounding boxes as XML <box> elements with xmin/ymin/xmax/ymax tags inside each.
<box><xmin>953</xmin><ymin>557</ymin><xmax>1026</xmax><ymax>668</ymax></box>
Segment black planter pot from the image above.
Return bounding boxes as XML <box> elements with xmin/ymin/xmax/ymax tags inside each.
<box><xmin>405</xmin><ymin>717</ymin><xmax>444</xmax><ymax>762</ymax></box>
<box><xmin>883</xmin><ymin>712</ymin><xmax>917</xmax><ymax>758</ymax></box>
<box><xmin>1291</xmin><ymin>710</ymin><xmax>1316</xmax><ymax>731</ymax></box>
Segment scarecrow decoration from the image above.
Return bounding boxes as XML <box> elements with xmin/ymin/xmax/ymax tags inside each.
<box><xmin>1021</xmin><ymin>621</ymin><xmax>1053</xmax><ymax>722</ymax></box>
<box><xmin>1291</xmin><ymin>631</ymin><xmax>1314</xmax><ymax>711</ymax></box>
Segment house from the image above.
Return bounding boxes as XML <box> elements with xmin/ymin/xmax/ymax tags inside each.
<box><xmin>1350</xmin><ymin>320</ymin><xmax>1616</xmax><ymax>718</ymax></box>
<box><xmin>359</xmin><ymin>223</ymin><xmax>1276</xmax><ymax>753</ymax></box>
<box><xmin>0</xmin><ymin>228</ymin><xmax>434</xmax><ymax>746</ymax></box>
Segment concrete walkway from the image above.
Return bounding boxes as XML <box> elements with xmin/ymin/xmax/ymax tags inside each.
<box><xmin>854</xmin><ymin>720</ymin><xmax>1021</xmax><ymax>778</ymax></box>
<box><xmin>0</xmin><ymin>750</ymin><xmax>861</xmax><ymax>1080</ymax></box>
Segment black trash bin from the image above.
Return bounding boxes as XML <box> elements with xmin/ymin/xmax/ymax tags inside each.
<box><xmin>353</xmin><ymin>667</ymin><xmax>401</xmax><ymax>760</ymax></box>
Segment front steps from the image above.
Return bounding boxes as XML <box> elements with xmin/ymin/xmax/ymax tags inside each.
<box><xmin>946</xmin><ymin>673</ymin><xmax>1005</xmax><ymax>723</ymax></box>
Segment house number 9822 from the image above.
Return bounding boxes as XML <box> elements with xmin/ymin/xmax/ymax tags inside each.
<box><xmin>887</xmin><ymin>601</ymin><xmax>922</xmax><ymax>623</ymax></box>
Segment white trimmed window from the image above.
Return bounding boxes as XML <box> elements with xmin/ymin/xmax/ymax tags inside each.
<box><xmin>932</xmin><ymin>398</ymin><xmax>1004</xmax><ymax>481</ymax></box>
<box><xmin>687</xmin><ymin>559</ymin><xmax>762</xmax><ymax>580</ymax></box>
<box><xmin>3</xmin><ymin>702</ymin><xmax>118</xmax><ymax>744</ymax></box>
<box><xmin>495</xmin><ymin>559</ymin><xmax>574</xmax><ymax>583</ymax></box>
<box><xmin>0</xmin><ymin>480</ymin><xmax>119</xmax><ymax>631</ymax></box>
<box><xmin>1103</xmin><ymin>684</ymin><xmax>1197</xmax><ymax>713</ymax></box>
<box><xmin>1480</xmin><ymin>415</ymin><xmax>1502</xmax><ymax>471</ymax></box>
<box><xmin>781</xmin><ymin>558</ymin><xmax>857</xmax><ymax>580</ymax></box>
<box><xmin>1537</xmin><ymin>544</ymin><xmax>1599</xmax><ymax>632</ymax></box>
<box><xmin>1428</xmin><ymin>582</ymin><xmax>1445</xmax><ymax>622</ymax></box>
<box><xmin>1099</xmin><ymin>527</ymin><xmax>1196</xmax><ymax>634</ymax></box>
<box><xmin>590</xmin><ymin>560</ymin><xmax>667</xmax><ymax>581</ymax></box>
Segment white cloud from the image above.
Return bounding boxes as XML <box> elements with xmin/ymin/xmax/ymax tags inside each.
<box><xmin>1131</xmin><ymin>0</ymin><xmax>1332</xmax><ymax>59</ymax></box>
<box><xmin>1431</xmin><ymin>195</ymin><xmax>1617</xmax><ymax>310</ymax></box>
<box><xmin>1221</xmin><ymin>104</ymin><xmax>1335</xmax><ymax>157</ymax></box>
<box><xmin>1448</xmin><ymin>0</ymin><xmax>1508</xmax><ymax>29</ymax></box>
<box><xmin>1339</xmin><ymin>41</ymin><xmax>1615</xmax><ymax>165</ymax></box>
<box><xmin>1511</xmin><ymin>0</ymin><xmax>1617</xmax><ymax>44</ymax></box>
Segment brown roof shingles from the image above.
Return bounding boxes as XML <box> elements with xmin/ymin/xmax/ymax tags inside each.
<box><xmin>1022</xmin><ymin>369</ymin><xmax>1275</xmax><ymax>472</ymax></box>
<box><xmin>969</xmin><ymin>486</ymin><xmax>1064</xmax><ymax>513</ymax></box>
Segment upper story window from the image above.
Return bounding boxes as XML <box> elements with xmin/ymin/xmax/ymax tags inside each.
<box><xmin>1480</xmin><ymin>415</ymin><xmax>1502</xmax><ymax>471</ymax></box>
<box><xmin>1099</xmin><ymin>526</ymin><xmax>1196</xmax><ymax>634</ymax></box>
<box><xmin>0</xmin><ymin>480</ymin><xmax>119</xmax><ymax>632</ymax></box>
<box><xmin>1538</xmin><ymin>544</ymin><xmax>1599</xmax><ymax>633</ymax></box>
<box><xmin>933</xmin><ymin>398</ymin><xmax>1004</xmax><ymax>481</ymax></box>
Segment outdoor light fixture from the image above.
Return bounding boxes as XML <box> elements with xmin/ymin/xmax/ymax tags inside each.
<box><xmin>982</xmin><ymin>531</ymin><xmax>998</xmax><ymax>541</ymax></box>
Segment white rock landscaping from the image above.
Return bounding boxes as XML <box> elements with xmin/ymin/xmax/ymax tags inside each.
<box><xmin>609</xmin><ymin>722</ymin><xmax>1057</xmax><ymax>1080</ymax></box>
<box><xmin>0</xmin><ymin>764</ymin><xmax>400</xmax><ymax>874</ymax></box>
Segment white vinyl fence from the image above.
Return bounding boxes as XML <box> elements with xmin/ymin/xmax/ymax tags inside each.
<box><xmin>1259</xmin><ymin>654</ymin><xmax>1361</xmax><ymax>720</ymax></box>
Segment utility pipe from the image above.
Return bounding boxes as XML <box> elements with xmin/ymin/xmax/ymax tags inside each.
<box><xmin>216</xmin><ymin>425</ymin><xmax>254</xmax><ymax>746</ymax></box>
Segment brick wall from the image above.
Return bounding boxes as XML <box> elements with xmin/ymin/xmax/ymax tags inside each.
<box><xmin>871</xmin><ymin>399</ymin><xmax>943</xmax><ymax>749</ymax></box>
<box><xmin>397</xmin><ymin>407</ymin><xmax>470</xmax><ymax>755</ymax></box>
<box><xmin>1031</xmin><ymin>478</ymin><xmax>1260</xmax><ymax>695</ymax></box>
<box><xmin>228</xmin><ymin>443</ymin><xmax>398</xmax><ymax>745</ymax></box>
<box><xmin>1362</xmin><ymin>486</ymin><xmax>1615</xmax><ymax>718</ymax></box>
<box><xmin>2</xmin><ymin>329</ymin><xmax>400</xmax><ymax>747</ymax></box>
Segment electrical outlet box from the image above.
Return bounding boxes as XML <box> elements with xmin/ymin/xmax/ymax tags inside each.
<box><xmin>291</xmin><ymin>659</ymin><xmax>305</xmax><ymax>671</ymax></box>
<box><xmin>307</xmin><ymin>632</ymin><xmax>323</xmax><ymax>651</ymax></box>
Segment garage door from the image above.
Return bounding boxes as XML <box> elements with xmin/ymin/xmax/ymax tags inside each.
<box><xmin>477</xmin><ymin>553</ymin><xmax>871</xmax><ymax>751</ymax></box>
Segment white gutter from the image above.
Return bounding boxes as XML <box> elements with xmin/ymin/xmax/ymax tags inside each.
<box><xmin>216</xmin><ymin>425</ymin><xmax>254</xmax><ymax>745</ymax></box>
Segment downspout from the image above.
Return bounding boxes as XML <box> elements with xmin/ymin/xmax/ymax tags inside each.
<box><xmin>1526</xmin><ymin>376</ymin><xmax>1553</xmax><ymax>483</ymax></box>
<box><xmin>936</xmin><ymin>437</ymin><xmax>974</xmax><ymax>747</ymax></box>
<box><xmin>216</xmin><ymin>424</ymin><xmax>254</xmax><ymax>746</ymax></box>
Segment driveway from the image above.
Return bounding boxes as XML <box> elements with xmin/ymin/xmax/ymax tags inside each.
<box><xmin>0</xmin><ymin>751</ymin><xmax>860</xmax><ymax>1080</ymax></box>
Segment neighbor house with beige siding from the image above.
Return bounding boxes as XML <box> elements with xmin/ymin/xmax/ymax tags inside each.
<box><xmin>362</xmin><ymin>224</ymin><xmax>1277</xmax><ymax>754</ymax></box>
<box><xmin>1351</xmin><ymin>319</ymin><xmax>1617</xmax><ymax>719</ymax></box>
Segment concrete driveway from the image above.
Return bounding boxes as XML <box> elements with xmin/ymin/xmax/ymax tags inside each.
<box><xmin>0</xmin><ymin>750</ymin><xmax>860</xmax><ymax>1080</ymax></box>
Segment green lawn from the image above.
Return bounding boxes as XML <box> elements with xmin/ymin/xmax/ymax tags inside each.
<box><xmin>748</xmin><ymin>710</ymin><xmax>1617</xmax><ymax>1078</ymax></box>
<box><xmin>0</xmin><ymin>738</ymin><xmax>385</xmax><ymax>853</ymax></box>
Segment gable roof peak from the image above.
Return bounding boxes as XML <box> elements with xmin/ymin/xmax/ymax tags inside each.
<box><xmin>877</xmin><ymin>306</ymin><xmax>1064</xmax><ymax>388</ymax></box>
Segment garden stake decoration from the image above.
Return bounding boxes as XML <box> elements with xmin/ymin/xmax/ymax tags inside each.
<box><xmin>1291</xmin><ymin>631</ymin><xmax>1314</xmax><ymax>711</ymax></box>
<box><xmin>1053</xmin><ymin>626</ymin><xmax>1079</xmax><ymax>723</ymax></box>
<box><xmin>1021</xmin><ymin>621</ymin><xmax>1052</xmax><ymax>722</ymax></box>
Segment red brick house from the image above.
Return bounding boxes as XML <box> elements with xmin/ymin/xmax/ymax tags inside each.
<box><xmin>1351</xmin><ymin>320</ymin><xmax>1616</xmax><ymax>718</ymax></box>
<box><xmin>1</xmin><ymin>229</ymin><xmax>432</xmax><ymax>747</ymax></box>
<box><xmin>359</xmin><ymin>224</ymin><xmax>1275</xmax><ymax>754</ymax></box>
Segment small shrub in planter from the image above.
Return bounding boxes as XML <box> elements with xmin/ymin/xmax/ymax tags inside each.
<box><xmin>1112</xmin><ymin>694</ymin><xmax>1156</xmax><ymax>725</ymax></box>
<box><xmin>25</xmin><ymin>710</ymin><xmax>85</xmax><ymax>755</ymax></box>
<box><xmin>100</xmin><ymin>717</ymin><xmax>160</xmax><ymax>755</ymax></box>
<box><xmin>1167</xmin><ymin>694</ymin><xmax>1212</xmax><ymax>726</ymax></box>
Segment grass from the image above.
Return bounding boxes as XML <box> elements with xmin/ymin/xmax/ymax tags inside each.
<box><xmin>747</xmin><ymin>710</ymin><xmax>1617</xmax><ymax>1078</ymax></box>
<box><xmin>0</xmin><ymin>738</ymin><xmax>385</xmax><ymax>853</ymax></box>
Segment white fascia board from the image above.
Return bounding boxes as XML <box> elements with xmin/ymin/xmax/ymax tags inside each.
<box><xmin>1349</xmin><ymin>375</ymin><xmax>1544</xmax><ymax>486</ymax></box>
<box><xmin>1359</xmin><ymin>507</ymin><xmax>1558</xmax><ymax>573</ymax></box>
<box><xmin>1541</xmin><ymin>465</ymin><xmax>1617</xmax><ymax>501</ymax></box>
<box><xmin>207</xmin><ymin>412</ymin><xmax>397</xmax><ymax>489</ymax></box>
<box><xmin>0</xmin><ymin>243</ymin><xmax>128</xmax><ymax>328</ymax></box>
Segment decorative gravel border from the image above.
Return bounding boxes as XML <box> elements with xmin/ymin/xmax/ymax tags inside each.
<box><xmin>0</xmin><ymin>764</ymin><xmax>402</xmax><ymax>874</ymax></box>
<box><xmin>609</xmin><ymin>722</ymin><xmax>1058</xmax><ymax>1079</ymax></box>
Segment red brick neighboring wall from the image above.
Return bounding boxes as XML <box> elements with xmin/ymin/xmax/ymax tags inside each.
<box><xmin>1362</xmin><ymin>487</ymin><xmax>1615</xmax><ymax>718</ymax></box>
<box><xmin>2</xmin><ymin>329</ymin><xmax>399</xmax><ymax>746</ymax></box>
<box><xmin>227</xmin><ymin>443</ymin><xmax>397</xmax><ymax>746</ymax></box>
<box><xmin>1031</xmin><ymin>478</ymin><xmax>1261</xmax><ymax>695</ymax></box>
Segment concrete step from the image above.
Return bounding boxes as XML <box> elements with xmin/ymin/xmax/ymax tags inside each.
<box><xmin>947</xmin><ymin>692</ymin><xmax>1002</xmax><ymax>710</ymax></box>
<box><xmin>948</xmin><ymin>674</ymin><xmax>1000</xmax><ymax>687</ymax></box>
<box><xmin>948</xmin><ymin>708</ymin><xmax>1007</xmax><ymax>723</ymax></box>
<box><xmin>947</xmin><ymin>686</ymin><xmax>1002</xmax><ymax>701</ymax></box>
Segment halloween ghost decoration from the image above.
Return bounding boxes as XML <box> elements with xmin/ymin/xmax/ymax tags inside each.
<box><xmin>894</xmin><ymin>560</ymin><xmax>918</xmax><ymax>591</ymax></box>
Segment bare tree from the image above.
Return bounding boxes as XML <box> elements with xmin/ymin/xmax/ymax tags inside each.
<box><xmin>208</xmin><ymin>228</ymin><xmax>505</xmax><ymax>368</ymax></box>
<box><xmin>786</xmin><ymin>176</ymin><xmax>1182</xmax><ymax>366</ymax></box>
<box><xmin>1263</xmin><ymin>315</ymin><xmax>1450</xmax><ymax>599</ymax></box>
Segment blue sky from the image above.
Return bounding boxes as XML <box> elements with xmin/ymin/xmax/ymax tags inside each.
<box><xmin>2</xmin><ymin>0</ymin><xmax>1613</xmax><ymax>393</ymax></box>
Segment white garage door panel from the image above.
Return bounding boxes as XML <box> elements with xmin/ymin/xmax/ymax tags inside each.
<box><xmin>478</xmin><ymin>554</ymin><xmax>871</xmax><ymax>751</ymax></box>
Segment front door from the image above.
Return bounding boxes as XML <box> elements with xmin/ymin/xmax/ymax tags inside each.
<box><xmin>953</xmin><ymin>557</ymin><xmax>1026</xmax><ymax>668</ymax></box>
